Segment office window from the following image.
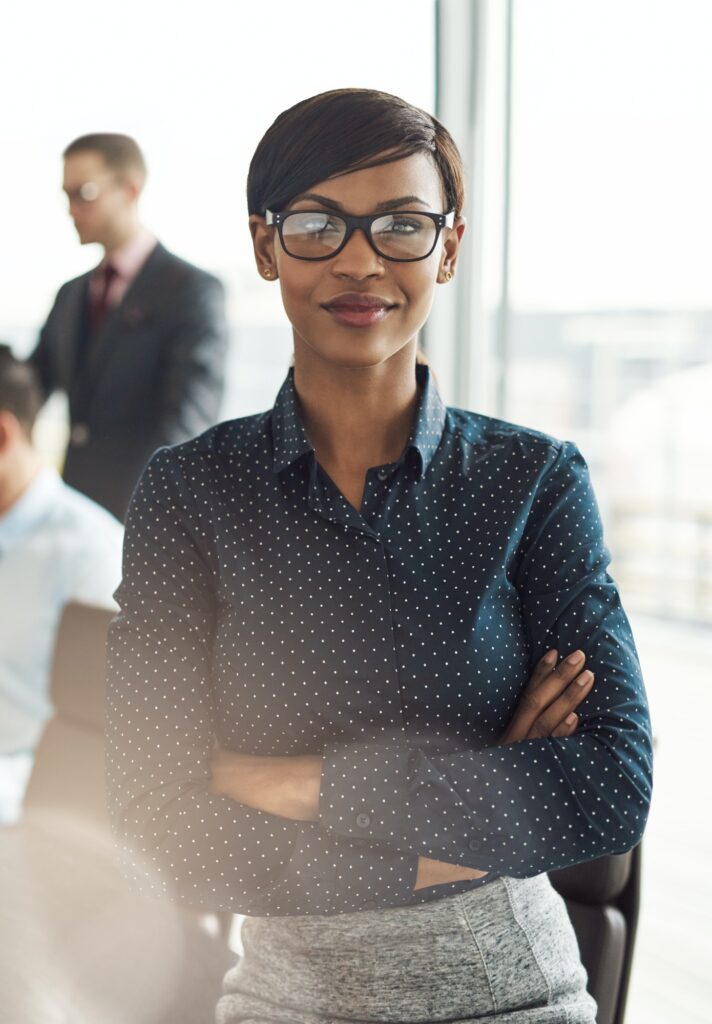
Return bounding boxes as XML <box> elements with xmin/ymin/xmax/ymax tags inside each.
<box><xmin>505</xmin><ymin>3</ymin><xmax>711</xmax><ymax>1020</ymax></box>
<box><xmin>1</xmin><ymin>0</ymin><xmax>435</xmax><ymax>455</ymax></box>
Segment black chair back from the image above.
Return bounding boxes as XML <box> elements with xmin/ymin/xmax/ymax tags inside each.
<box><xmin>550</xmin><ymin>845</ymin><xmax>642</xmax><ymax>1024</ymax></box>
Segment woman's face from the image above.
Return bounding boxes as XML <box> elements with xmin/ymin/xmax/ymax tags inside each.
<box><xmin>250</xmin><ymin>152</ymin><xmax>465</xmax><ymax>369</ymax></box>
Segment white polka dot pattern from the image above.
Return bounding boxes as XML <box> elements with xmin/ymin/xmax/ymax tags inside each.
<box><xmin>106</xmin><ymin>365</ymin><xmax>652</xmax><ymax>917</ymax></box>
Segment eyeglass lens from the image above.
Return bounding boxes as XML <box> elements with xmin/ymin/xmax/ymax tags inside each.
<box><xmin>280</xmin><ymin>212</ymin><xmax>439</xmax><ymax>260</ymax></box>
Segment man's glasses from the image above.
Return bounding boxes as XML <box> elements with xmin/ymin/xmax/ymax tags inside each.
<box><xmin>265</xmin><ymin>209</ymin><xmax>455</xmax><ymax>263</ymax></box>
<box><xmin>64</xmin><ymin>177</ymin><xmax>121</xmax><ymax>205</ymax></box>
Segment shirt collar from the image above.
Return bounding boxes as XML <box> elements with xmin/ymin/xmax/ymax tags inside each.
<box><xmin>270</xmin><ymin>368</ymin><xmax>314</xmax><ymax>474</ymax></box>
<box><xmin>270</xmin><ymin>363</ymin><xmax>447</xmax><ymax>479</ymax></box>
<box><xmin>0</xmin><ymin>466</ymin><xmax>62</xmax><ymax>554</ymax></box>
<box><xmin>97</xmin><ymin>227</ymin><xmax>157</xmax><ymax>282</ymax></box>
<box><xmin>407</xmin><ymin>362</ymin><xmax>448</xmax><ymax>477</ymax></box>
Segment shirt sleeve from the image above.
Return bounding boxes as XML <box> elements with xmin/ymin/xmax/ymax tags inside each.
<box><xmin>155</xmin><ymin>275</ymin><xmax>228</xmax><ymax>445</ymax></box>
<box><xmin>69</xmin><ymin>523</ymin><xmax>124</xmax><ymax>611</ymax></box>
<box><xmin>27</xmin><ymin>287</ymin><xmax>64</xmax><ymax>402</ymax></box>
<box><xmin>105</xmin><ymin>446</ymin><xmax>417</xmax><ymax>916</ymax></box>
<box><xmin>319</xmin><ymin>441</ymin><xmax>653</xmax><ymax>877</ymax></box>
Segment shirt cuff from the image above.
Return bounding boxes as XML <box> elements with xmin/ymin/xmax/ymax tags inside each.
<box><xmin>319</xmin><ymin>742</ymin><xmax>506</xmax><ymax>873</ymax></box>
<box><xmin>272</xmin><ymin>823</ymin><xmax>419</xmax><ymax>914</ymax></box>
<box><xmin>319</xmin><ymin>741</ymin><xmax>412</xmax><ymax>844</ymax></box>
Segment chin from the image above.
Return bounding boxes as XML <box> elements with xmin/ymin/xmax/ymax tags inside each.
<box><xmin>298</xmin><ymin>323</ymin><xmax>411</xmax><ymax>369</ymax></box>
<box><xmin>314</xmin><ymin>339</ymin><xmax>401</xmax><ymax>371</ymax></box>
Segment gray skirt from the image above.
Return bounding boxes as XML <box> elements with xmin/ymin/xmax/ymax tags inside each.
<box><xmin>217</xmin><ymin>874</ymin><xmax>598</xmax><ymax>1024</ymax></box>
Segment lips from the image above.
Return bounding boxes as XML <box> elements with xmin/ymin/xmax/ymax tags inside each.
<box><xmin>321</xmin><ymin>292</ymin><xmax>397</xmax><ymax>328</ymax></box>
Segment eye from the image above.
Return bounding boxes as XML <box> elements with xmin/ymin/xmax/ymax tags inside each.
<box><xmin>287</xmin><ymin>212</ymin><xmax>342</xmax><ymax>235</ymax></box>
<box><xmin>376</xmin><ymin>215</ymin><xmax>425</xmax><ymax>235</ymax></box>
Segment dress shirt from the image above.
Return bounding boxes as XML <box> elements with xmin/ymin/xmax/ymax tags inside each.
<box><xmin>106</xmin><ymin>365</ymin><xmax>653</xmax><ymax>917</ymax></box>
<box><xmin>0</xmin><ymin>467</ymin><xmax>123</xmax><ymax>819</ymax></box>
<box><xmin>88</xmin><ymin>227</ymin><xmax>157</xmax><ymax>310</ymax></box>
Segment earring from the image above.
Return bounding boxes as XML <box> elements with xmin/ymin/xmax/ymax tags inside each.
<box><xmin>444</xmin><ymin>270</ymin><xmax>453</xmax><ymax>282</ymax></box>
<box><xmin>263</xmin><ymin>269</ymin><xmax>273</xmax><ymax>279</ymax></box>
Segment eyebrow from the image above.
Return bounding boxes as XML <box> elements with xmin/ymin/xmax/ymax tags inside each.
<box><xmin>289</xmin><ymin>192</ymin><xmax>432</xmax><ymax>212</ymax></box>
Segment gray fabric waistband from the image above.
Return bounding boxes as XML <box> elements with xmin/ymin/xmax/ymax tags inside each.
<box><xmin>218</xmin><ymin>873</ymin><xmax>597</xmax><ymax>1024</ymax></box>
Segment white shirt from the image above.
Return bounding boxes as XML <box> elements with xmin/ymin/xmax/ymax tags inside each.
<box><xmin>0</xmin><ymin>468</ymin><xmax>123</xmax><ymax>813</ymax></box>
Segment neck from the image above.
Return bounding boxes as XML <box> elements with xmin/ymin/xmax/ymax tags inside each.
<box><xmin>102</xmin><ymin>212</ymin><xmax>143</xmax><ymax>257</ymax></box>
<box><xmin>0</xmin><ymin>450</ymin><xmax>42</xmax><ymax>517</ymax></box>
<box><xmin>293</xmin><ymin>341</ymin><xmax>420</xmax><ymax>474</ymax></box>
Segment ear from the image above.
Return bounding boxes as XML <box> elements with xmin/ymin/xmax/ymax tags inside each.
<box><xmin>249</xmin><ymin>214</ymin><xmax>278</xmax><ymax>281</ymax></box>
<box><xmin>438</xmin><ymin>215</ymin><xmax>466</xmax><ymax>283</ymax></box>
<box><xmin>123</xmin><ymin>169</ymin><xmax>144</xmax><ymax>203</ymax></box>
<box><xmin>0</xmin><ymin>411</ymin><xmax>19</xmax><ymax>454</ymax></box>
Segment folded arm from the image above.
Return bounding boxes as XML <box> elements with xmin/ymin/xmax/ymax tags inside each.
<box><xmin>209</xmin><ymin>646</ymin><xmax>597</xmax><ymax>889</ymax></box>
<box><xmin>318</xmin><ymin>442</ymin><xmax>653</xmax><ymax>876</ymax></box>
<box><xmin>106</xmin><ymin>447</ymin><xmax>418</xmax><ymax>916</ymax></box>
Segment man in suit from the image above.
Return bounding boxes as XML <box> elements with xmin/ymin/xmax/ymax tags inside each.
<box><xmin>28</xmin><ymin>133</ymin><xmax>228</xmax><ymax>520</ymax></box>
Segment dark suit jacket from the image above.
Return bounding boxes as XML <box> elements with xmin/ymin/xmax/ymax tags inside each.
<box><xmin>29</xmin><ymin>243</ymin><xmax>228</xmax><ymax>520</ymax></box>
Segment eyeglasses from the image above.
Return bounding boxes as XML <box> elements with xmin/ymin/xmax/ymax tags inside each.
<box><xmin>63</xmin><ymin>178</ymin><xmax>119</xmax><ymax>205</ymax></box>
<box><xmin>265</xmin><ymin>209</ymin><xmax>455</xmax><ymax>262</ymax></box>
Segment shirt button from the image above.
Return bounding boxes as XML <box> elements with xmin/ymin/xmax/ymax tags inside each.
<box><xmin>361</xmin><ymin>899</ymin><xmax>378</xmax><ymax>911</ymax></box>
<box><xmin>377</xmin><ymin>467</ymin><xmax>389</xmax><ymax>480</ymax></box>
<box><xmin>468</xmin><ymin>838</ymin><xmax>482</xmax><ymax>852</ymax></box>
<box><xmin>356</xmin><ymin>812</ymin><xmax>371</xmax><ymax>829</ymax></box>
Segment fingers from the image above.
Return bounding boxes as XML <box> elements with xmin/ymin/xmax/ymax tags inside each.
<box><xmin>527</xmin><ymin>670</ymin><xmax>595</xmax><ymax>739</ymax></box>
<box><xmin>500</xmin><ymin>649</ymin><xmax>587</xmax><ymax>743</ymax></box>
<box><xmin>529</xmin><ymin>647</ymin><xmax>559</xmax><ymax>688</ymax></box>
<box><xmin>551</xmin><ymin>712</ymin><xmax>578</xmax><ymax>738</ymax></box>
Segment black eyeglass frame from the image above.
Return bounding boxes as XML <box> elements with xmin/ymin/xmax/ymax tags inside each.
<box><xmin>265</xmin><ymin>209</ymin><xmax>456</xmax><ymax>263</ymax></box>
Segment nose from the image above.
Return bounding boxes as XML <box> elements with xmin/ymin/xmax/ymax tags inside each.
<box><xmin>330</xmin><ymin>227</ymin><xmax>384</xmax><ymax>280</ymax></box>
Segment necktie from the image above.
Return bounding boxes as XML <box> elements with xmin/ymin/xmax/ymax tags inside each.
<box><xmin>89</xmin><ymin>263</ymin><xmax>118</xmax><ymax>333</ymax></box>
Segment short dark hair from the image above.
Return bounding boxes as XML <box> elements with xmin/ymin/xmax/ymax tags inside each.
<box><xmin>0</xmin><ymin>345</ymin><xmax>42</xmax><ymax>436</ymax></box>
<box><xmin>247</xmin><ymin>88</ymin><xmax>465</xmax><ymax>218</ymax></box>
<box><xmin>63</xmin><ymin>133</ymin><xmax>147</xmax><ymax>179</ymax></box>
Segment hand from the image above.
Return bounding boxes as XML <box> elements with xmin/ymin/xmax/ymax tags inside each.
<box><xmin>208</xmin><ymin>748</ymin><xmax>322</xmax><ymax>821</ymax></box>
<box><xmin>499</xmin><ymin>648</ymin><xmax>594</xmax><ymax>744</ymax></box>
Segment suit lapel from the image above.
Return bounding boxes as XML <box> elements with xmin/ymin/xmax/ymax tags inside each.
<box><xmin>83</xmin><ymin>243</ymin><xmax>169</xmax><ymax>387</ymax></box>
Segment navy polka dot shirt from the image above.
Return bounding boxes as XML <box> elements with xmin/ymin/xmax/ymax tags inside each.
<box><xmin>106</xmin><ymin>364</ymin><xmax>652</xmax><ymax>917</ymax></box>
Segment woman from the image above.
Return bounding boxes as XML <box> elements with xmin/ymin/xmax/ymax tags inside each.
<box><xmin>106</xmin><ymin>89</ymin><xmax>652</xmax><ymax>1023</ymax></box>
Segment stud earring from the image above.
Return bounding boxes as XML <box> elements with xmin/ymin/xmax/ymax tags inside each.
<box><xmin>263</xmin><ymin>269</ymin><xmax>273</xmax><ymax>278</ymax></box>
<box><xmin>444</xmin><ymin>270</ymin><xmax>453</xmax><ymax>282</ymax></box>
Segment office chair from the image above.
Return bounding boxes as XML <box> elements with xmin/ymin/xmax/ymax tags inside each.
<box><xmin>550</xmin><ymin>845</ymin><xmax>642</xmax><ymax>1024</ymax></box>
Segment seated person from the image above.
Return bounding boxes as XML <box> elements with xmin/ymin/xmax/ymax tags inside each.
<box><xmin>0</xmin><ymin>346</ymin><xmax>123</xmax><ymax>823</ymax></box>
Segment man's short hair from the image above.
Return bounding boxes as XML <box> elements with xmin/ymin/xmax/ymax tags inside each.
<box><xmin>63</xmin><ymin>133</ymin><xmax>147</xmax><ymax>180</ymax></box>
<box><xmin>0</xmin><ymin>345</ymin><xmax>42</xmax><ymax>436</ymax></box>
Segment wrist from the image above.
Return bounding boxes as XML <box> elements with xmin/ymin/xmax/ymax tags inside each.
<box><xmin>414</xmin><ymin>856</ymin><xmax>488</xmax><ymax>890</ymax></box>
<box><xmin>287</xmin><ymin>755</ymin><xmax>322</xmax><ymax>821</ymax></box>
